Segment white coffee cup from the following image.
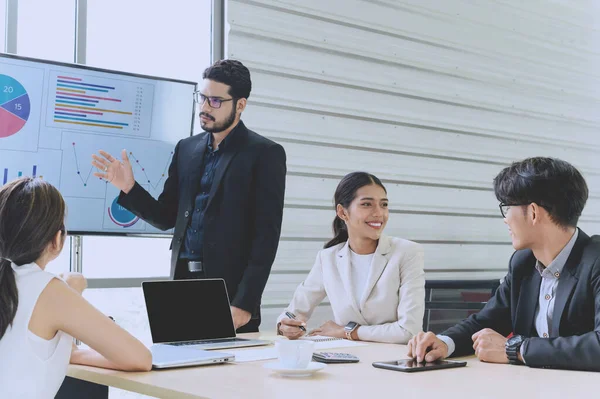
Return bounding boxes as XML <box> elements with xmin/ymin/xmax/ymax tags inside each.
<box><xmin>276</xmin><ymin>340</ymin><xmax>315</xmax><ymax>369</ymax></box>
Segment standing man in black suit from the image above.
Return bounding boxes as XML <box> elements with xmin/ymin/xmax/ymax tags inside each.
<box><xmin>92</xmin><ymin>60</ymin><xmax>287</xmax><ymax>333</ymax></box>
<box><xmin>408</xmin><ymin>157</ymin><xmax>600</xmax><ymax>372</ymax></box>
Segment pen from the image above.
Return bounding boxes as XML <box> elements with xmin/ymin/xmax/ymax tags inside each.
<box><xmin>285</xmin><ymin>311</ymin><xmax>307</xmax><ymax>332</ymax></box>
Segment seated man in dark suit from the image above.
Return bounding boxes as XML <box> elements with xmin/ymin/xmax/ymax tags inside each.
<box><xmin>408</xmin><ymin>157</ymin><xmax>600</xmax><ymax>372</ymax></box>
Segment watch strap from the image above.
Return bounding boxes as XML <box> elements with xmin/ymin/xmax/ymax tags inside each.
<box><xmin>344</xmin><ymin>323</ymin><xmax>359</xmax><ymax>340</ymax></box>
<box><xmin>506</xmin><ymin>335</ymin><xmax>524</xmax><ymax>365</ymax></box>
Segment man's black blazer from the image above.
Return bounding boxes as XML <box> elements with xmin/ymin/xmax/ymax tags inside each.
<box><xmin>442</xmin><ymin>229</ymin><xmax>600</xmax><ymax>371</ymax></box>
<box><xmin>118</xmin><ymin>121</ymin><xmax>287</xmax><ymax>317</ymax></box>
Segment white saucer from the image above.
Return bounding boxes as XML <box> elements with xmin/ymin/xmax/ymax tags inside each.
<box><xmin>263</xmin><ymin>361</ymin><xmax>326</xmax><ymax>377</ymax></box>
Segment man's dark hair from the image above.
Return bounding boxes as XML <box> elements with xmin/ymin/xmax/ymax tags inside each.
<box><xmin>202</xmin><ymin>59</ymin><xmax>251</xmax><ymax>99</ymax></box>
<box><xmin>493</xmin><ymin>157</ymin><xmax>588</xmax><ymax>227</ymax></box>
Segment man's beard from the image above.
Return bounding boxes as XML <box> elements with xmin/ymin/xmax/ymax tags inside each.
<box><xmin>201</xmin><ymin>102</ymin><xmax>237</xmax><ymax>133</ymax></box>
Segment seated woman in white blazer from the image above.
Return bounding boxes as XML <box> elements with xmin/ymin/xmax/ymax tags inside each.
<box><xmin>277</xmin><ymin>172</ymin><xmax>425</xmax><ymax>344</ymax></box>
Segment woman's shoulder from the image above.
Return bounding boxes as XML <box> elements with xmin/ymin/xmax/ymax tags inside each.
<box><xmin>315</xmin><ymin>242</ymin><xmax>346</xmax><ymax>262</ymax></box>
<box><xmin>320</xmin><ymin>241</ymin><xmax>345</xmax><ymax>252</ymax></box>
<box><xmin>385</xmin><ymin>236</ymin><xmax>423</xmax><ymax>255</ymax></box>
<box><xmin>14</xmin><ymin>263</ymin><xmax>61</xmax><ymax>294</ymax></box>
<box><xmin>32</xmin><ymin>276</ymin><xmax>80</xmax><ymax>328</ymax></box>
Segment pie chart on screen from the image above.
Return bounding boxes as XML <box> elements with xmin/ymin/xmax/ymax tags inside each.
<box><xmin>0</xmin><ymin>74</ymin><xmax>31</xmax><ymax>138</ymax></box>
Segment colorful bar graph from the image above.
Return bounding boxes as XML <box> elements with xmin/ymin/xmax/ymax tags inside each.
<box><xmin>51</xmin><ymin>73</ymin><xmax>149</xmax><ymax>134</ymax></box>
<box><xmin>2</xmin><ymin>165</ymin><xmax>39</xmax><ymax>184</ymax></box>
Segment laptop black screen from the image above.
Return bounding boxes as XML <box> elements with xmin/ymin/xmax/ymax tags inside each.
<box><xmin>142</xmin><ymin>279</ymin><xmax>236</xmax><ymax>343</ymax></box>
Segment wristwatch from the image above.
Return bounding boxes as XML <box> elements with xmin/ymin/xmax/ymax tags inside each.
<box><xmin>505</xmin><ymin>334</ymin><xmax>525</xmax><ymax>365</ymax></box>
<box><xmin>344</xmin><ymin>321</ymin><xmax>359</xmax><ymax>340</ymax></box>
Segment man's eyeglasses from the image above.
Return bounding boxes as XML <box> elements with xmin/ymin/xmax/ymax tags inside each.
<box><xmin>499</xmin><ymin>203</ymin><xmax>531</xmax><ymax>218</ymax></box>
<box><xmin>193</xmin><ymin>92</ymin><xmax>234</xmax><ymax>109</ymax></box>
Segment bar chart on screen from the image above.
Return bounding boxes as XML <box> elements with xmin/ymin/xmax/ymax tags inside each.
<box><xmin>2</xmin><ymin>165</ymin><xmax>39</xmax><ymax>184</ymax></box>
<box><xmin>46</xmin><ymin>70</ymin><xmax>155</xmax><ymax>138</ymax></box>
<box><xmin>0</xmin><ymin>148</ymin><xmax>62</xmax><ymax>186</ymax></box>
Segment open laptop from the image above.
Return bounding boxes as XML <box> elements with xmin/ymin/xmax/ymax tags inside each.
<box><xmin>142</xmin><ymin>279</ymin><xmax>271</xmax><ymax>351</ymax></box>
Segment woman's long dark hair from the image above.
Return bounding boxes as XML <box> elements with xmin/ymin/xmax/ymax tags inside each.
<box><xmin>0</xmin><ymin>177</ymin><xmax>66</xmax><ymax>339</ymax></box>
<box><xmin>324</xmin><ymin>172</ymin><xmax>387</xmax><ymax>249</ymax></box>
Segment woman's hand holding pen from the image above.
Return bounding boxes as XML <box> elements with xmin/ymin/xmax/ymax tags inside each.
<box><xmin>279</xmin><ymin>318</ymin><xmax>307</xmax><ymax>340</ymax></box>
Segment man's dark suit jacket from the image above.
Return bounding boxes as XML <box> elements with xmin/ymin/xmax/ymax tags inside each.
<box><xmin>118</xmin><ymin>121</ymin><xmax>287</xmax><ymax>320</ymax></box>
<box><xmin>442</xmin><ymin>229</ymin><xmax>600</xmax><ymax>371</ymax></box>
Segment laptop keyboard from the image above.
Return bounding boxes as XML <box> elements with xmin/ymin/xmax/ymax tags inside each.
<box><xmin>169</xmin><ymin>338</ymin><xmax>248</xmax><ymax>346</ymax></box>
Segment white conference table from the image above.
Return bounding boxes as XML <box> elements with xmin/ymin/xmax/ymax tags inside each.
<box><xmin>63</xmin><ymin>334</ymin><xmax>598</xmax><ymax>399</ymax></box>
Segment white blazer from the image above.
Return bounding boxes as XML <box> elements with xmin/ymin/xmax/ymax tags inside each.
<box><xmin>278</xmin><ymin>235</ymin><xmax>425</xmax><ymax>344</ymax></box>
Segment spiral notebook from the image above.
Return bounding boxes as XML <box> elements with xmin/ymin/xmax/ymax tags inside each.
<box><xmin>301</xmin><ymin>335</ymin><xmax>343</xmax><ymax>342</ymax></box>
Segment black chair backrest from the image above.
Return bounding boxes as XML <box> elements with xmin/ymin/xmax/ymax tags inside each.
<box><xmin>423</xmin><ymin>279</ymin><xmax>501</xmax><ymax>333</ymax></box>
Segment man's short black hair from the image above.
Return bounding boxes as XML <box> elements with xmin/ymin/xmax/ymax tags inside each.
<box><xmin>493</xmin><ymin>157</ymin><xmax>588</xmax><ymax>227</ymax></box>
<box><xmin>202</xmin><ymin>59</ymin><xmax>251</xmax><ymax>100</ymax></box>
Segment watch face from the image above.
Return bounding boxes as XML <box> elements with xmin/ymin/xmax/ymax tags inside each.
<box><xmin>507</xmin><ymin>335</ymin><xmax>524</xmax><ymax>346</ymax></box>
<box><xmin>345</xmin><ymin>322</ymin><xmax>358</xmax><ymax>331</ymax></box>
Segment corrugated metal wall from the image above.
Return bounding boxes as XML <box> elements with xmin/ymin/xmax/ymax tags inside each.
<box><xmin>225</xmin><ymin>0</ymin><xmax>600</xmax><ymax>328</ymax></box>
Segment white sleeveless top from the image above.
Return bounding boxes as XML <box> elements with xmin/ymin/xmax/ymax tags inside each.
<box><xmin>0</xmin><ymin>263</ymin><xmax>73</xmax><ymax>398</ymax></box>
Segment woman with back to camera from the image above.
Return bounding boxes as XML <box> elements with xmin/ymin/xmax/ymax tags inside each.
<box><xmin>277</xmin><ymin>172</ymin><xmax>425</xmax><ymax>344</ymax></box>
<box><xmin>0</xmin><ymin>177</ymin><xmax>152</xmax><ymax>399</ymax></box>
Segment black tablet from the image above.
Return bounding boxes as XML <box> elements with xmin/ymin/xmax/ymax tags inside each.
<box><xmin>372</xmin><ymin>359</ymin><xmax>467</xmax><ymax>372</ymax></box>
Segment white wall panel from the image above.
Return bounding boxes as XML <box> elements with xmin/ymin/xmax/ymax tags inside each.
<box><xmin>282</xmin><ymin>141</ymin><xmax>504</xmax><ymax>189</ymax></box>
<box><xmin>244</xmin><ymin>105</ymin><xmax>600</xmax><ymax>181</ymax></box>
<box><xmin>231</xmin><ymin>33</ymin><xmax>598</xmax><ymax>124</ymax></box>
<box><xmin>250</xmin><ymin>72</ymin><xmax>600</xmax><ymax>146</ymax></box>
<box><xmin>226</xmin><ymin>0</ymin><xmax>600</xmax><ymax>329</ymax></box>
<box><xmin>229</xmin><ymin>1</ymin><xmax>600</xmax><ymax>101</ymax></box>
